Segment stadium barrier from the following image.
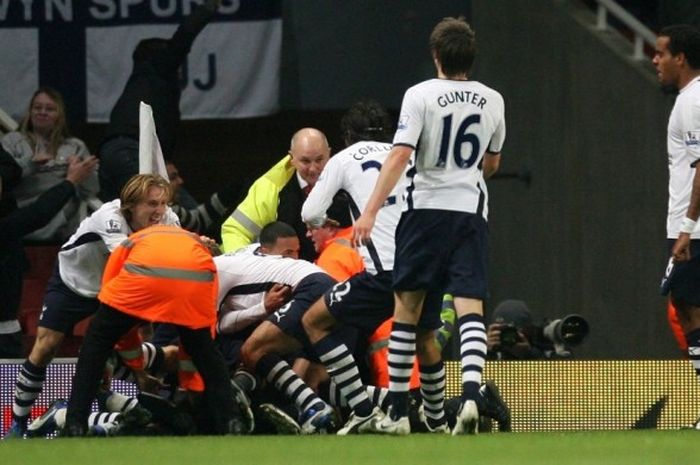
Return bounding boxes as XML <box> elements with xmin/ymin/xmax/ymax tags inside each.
<box><xmin>445</xmin><ymin>360</ymin><xmax>700</xmax><ymax>432</ymax></box>
<box><xmin>1</xmin><ymin>359</ymin><xmax>697</xmax><ymax>435</ymax></box>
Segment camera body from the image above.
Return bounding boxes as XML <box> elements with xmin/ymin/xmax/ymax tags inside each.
<box><xmin>496</xmin><ymin>314</ymin><xmax>590</xmax><ymax>358</ymax></box>
<box><xmin>499</xmin><ymin>324</ymin><xmax>520</xmax><ymax>348</ymax></box>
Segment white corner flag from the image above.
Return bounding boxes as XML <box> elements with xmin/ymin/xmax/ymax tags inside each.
<box><xmin>138</xmin><ymin>101</ymin><xmax>168</xmax><ymax>179</ymax></box>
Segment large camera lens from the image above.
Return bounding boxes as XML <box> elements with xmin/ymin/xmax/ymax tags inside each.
<box><xmin>557</xmin><ymin>314</ymin><xmax>589</xmax><ymax>345</ymax></box>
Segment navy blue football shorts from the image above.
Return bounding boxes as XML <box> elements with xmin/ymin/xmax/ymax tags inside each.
<box><xmin>667</xmin><ymin>238</ymin><xmax>700</xmax><ymax>307</ymax></box>
<box><xmin>38</xmin><ymin>265</ymin><xmax>100</xmax><ymax>333</ymax></box>
<box><xmin>393</xmin><ymin>209</ymin><xmax>489</xmax><ymax>301</ymax></box>
<box><xmin>325</xmin><ymin>270</ymin><xmax>441</xmax><ymax>331</ymax></box>
<box><xmin>267</xmin><ymin>273</ymin><xmax>337</xmax><ymax>345</ymax></box>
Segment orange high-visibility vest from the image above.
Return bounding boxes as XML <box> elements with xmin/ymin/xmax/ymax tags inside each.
<box><xmin>99</xmin><ymin>225</ymin><xmax>218</xmax><ymax>330</ymax></box>
<box><xmin>315</xmin><ymin>226</ymin><xmax>364</xmax><ymax>281</ymax></box>
<box><xmin>667</xmin><ymin>299</ymin><xmax>688</xmax><ymax>354</ymax></box>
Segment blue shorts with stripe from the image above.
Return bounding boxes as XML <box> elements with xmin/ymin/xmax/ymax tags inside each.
<box><xmin>667</xmin><ymin>238</ymin><xmax>700</xmax><ymax>307</ymax></box>
<box><xmin>267</xmin><ymin>272</ymin><xmax>337</xmax><ymax>345</ymax></box>
<box><xmin>324</xmin><ymin>270</ymin><xmax>442</xmax><ymax>332</ymax></box>
<box><xmin>38</xmin><ymin>264</ymin><xmax>100</xmax><ymax>334</ymax></box>
<box><xmin>394</xmin><ymin>209</ymin><xmax>490</xmax><ymax>301</ymax></box>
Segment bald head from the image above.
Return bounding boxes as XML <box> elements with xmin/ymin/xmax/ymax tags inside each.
<box><xmin>289</xmin><ymin>127</ymin><xmax>331</xmax><ymax>186</ymax></box>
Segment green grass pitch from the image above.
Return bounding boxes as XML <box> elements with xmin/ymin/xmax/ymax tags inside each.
<box><xmin>2</xmin><ymin>430</ymin><xmax>699</xmax><ymax>465</ymax></box>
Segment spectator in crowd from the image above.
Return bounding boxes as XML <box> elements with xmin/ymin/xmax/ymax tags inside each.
<box><xmin>165</xmin><ymin>159</ymin><xmax>249</xmax><ymax>236</ymax></box>
<box><xmin>486</xmin><ymin>300</ymin><xmax>541</xmax><ymax>360</ymax></box>
<box><xmin>166</xmin><ymin>161</ymin><xmax>198</xmax><ymax>209</ymax></box>
<box><xmin>220</xmin><ymin>127</ymin><xmax>351</xmax><ymax>261</ymax></box>
<box><xmin>352</xmin><ymin>17</ymin><xmax>505</xmax><ymax>435</ymax></box>
<box><xmin>1</xmin><ymin>87</ymin><xmax>100</xmax><ymax>242</ymax></box>
<box><xmin>653</xmin><ymin>24</ymin><xmax>700</xmax><ymax>428</ymax></box>
<box><xmin>62</xmin><ymin>225</ymin><xmax>240</xmax><ymax>436</ymax></box>
<box><xmin>98</xmin><ymin>0</ymin><xmax>220</xmax><ymax>201</ymax></box>
<box><xmin>0</xmin><ymin>153</ymin><xmax>97</xmax><ymax>358</ymax></box>
<box><xmin>4</xmin><ymin>174</ymin><xmax>179</xmax><ymax>439</ymax></box>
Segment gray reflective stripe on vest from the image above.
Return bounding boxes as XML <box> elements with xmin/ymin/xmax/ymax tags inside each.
<box><xmin>124</xmin><ymin>264</ymin><xmax>215</xmax><ymax>282</ymax></box>
<box><xmin>117</xmin><ymin>348</ymin><xmax>142</xmax><ymax>360</ymax></box>
<box><xmin>229</xmin><ymin>209</ymin><xmax>261</xmax><ymax>237</ymax></box>
<box><xmin>333</xmin><ymin>238</ymin><xmax>352</xmax><ymax>248</ymax></box>
<box><xmin>178</xmin><ymin>359</ymin><xmax>198</xmax><ymax>373</ymax></box>
<box><xmin>367</xmin><ymin>339</ymin><xmax>389</xmax><ymax>355</ymax></box>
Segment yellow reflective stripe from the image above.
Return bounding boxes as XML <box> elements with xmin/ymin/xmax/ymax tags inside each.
<box><xmin>367</xmin><ymin>339</ymin><xmax>389</xmax><ymax>354</ymax></box>
<box><xmin>442</xmin><ymin>294</ymin><xmax>455</xmax><ymax>310</ymax></box>
<box><xmin>178</xmin><ymin>359</ymin><xmax>198</xmax><ymax>373</ymax></box>
<box><xmin>229</xmin><ymin>209</ymin><xmax>262</xmax><ymax>237</ymax></box>
<box><xmin>124</xmin><ymin>264</ymin><xmax>215</xmax><ymax>282</ymax></box>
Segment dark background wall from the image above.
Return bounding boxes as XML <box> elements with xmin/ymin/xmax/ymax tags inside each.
<box><xmin>471</xmin><ymin>0</ymin><xmax>677</xmax><ymax>359</ymax></box>
<box><xmin>71</xmin><ymin>0</ymin><xmax>678</xmax><ymax>359</ymax></box>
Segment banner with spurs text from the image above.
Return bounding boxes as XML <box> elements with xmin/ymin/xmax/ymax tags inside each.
<box><xmin>0</xmin><ymin>0</ymin><xmax>282</xmax><ymax>123</ymax></box>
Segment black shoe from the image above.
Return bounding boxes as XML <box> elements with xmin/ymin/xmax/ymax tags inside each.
<box><xmin>60</xmin><ymin>420</ymin><xmax>88</xmax><ymax>438</ymax></box>
<box><xmin>137</xmin><ymin>392</ymin><xmax>193</xmax><ymax>435</ymax></box>
<box><xmin>225</xmin><ymin>417</ymin><xmax>247</xmax><ymax>435</ymax></box>
<box><xmin>230</xmin><ymin>379</ymin><xmax>255</xmax><ymax>433</ymax></box>
<box><xmin>478</xmin><ymin>380</ymin><xmax>511</xmax><ymax>432</ymax></box>
<box><xmin>114</xmin><ymin>403</ymin><xmax>153</xmax><ymax>435</ymax></box>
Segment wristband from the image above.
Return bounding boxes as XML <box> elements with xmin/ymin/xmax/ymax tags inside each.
<box><xmin>680</xmin><ymin>217</ymin><xmax>697</xmax><ymax>234</ymax></box>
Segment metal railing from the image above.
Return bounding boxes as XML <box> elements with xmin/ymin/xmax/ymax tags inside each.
<box><xmin>594</xmin><ymin>0</ymin><xmax>656</xmax><ymax>60</ymax></box>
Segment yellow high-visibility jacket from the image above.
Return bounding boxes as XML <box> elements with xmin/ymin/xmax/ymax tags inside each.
<box><xmin>220</xmin><ymin>155</ymin><xmax>295</xmax><ymax>253</ymax></box>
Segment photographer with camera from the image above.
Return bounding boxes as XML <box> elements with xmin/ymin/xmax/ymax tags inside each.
<box><xmin>487</xmin><ymin>300</ymin><xmax>589</xmax><ymax>360</ymax></box>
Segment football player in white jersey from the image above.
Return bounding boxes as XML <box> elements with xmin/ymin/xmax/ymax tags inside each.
<box><xmin>653</xmin><ymin>25</ymin><xmax>700</xmax><ymax>428</ymax></box>
<box><xmin>299</xmin><ymin>99</ymin><xmax>438</xmax><ymax>434</ymax></box>
<box><xmin>5</xmin><ymin>174</ymin><xmax>179</xmax><ymax>438</ymax></box>
<box><xmin>216</xmin><ymin>242</ymin><xmax>339</xmax><ymax>434</ymax></box>
<box><xmin>353</xmin><ymin>17</ymin><xmax>506</xmax><ymax>435</ymax></box>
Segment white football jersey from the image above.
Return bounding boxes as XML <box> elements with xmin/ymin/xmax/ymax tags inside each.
<box><xmin>57</xmin><ymin>199</ymin><xmax>180</xmax><ymax>298</ymax></box>
<box><xmin>301</xmin><ymin>140</ymin><xmax>408</xmax><ymax>274</ymax></box>
<box><xmin>667</xmin><ymin>77</ymin><xmax>700</xmax><ymax>239</ymax></box>
<box><xmin>214</xmin><ymin>250</ymin><xmax>327</xmax><ymax>309</ymax></box>
<box><xmin>394</xmin><ymin>78</ymin><xmax>506</xmax><ymax>218</ymax></box>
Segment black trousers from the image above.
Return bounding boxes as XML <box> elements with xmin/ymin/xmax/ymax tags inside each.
<box><xmin>66</xmin><ymin>303</ymin><xmax>236</xmax><ymax>434</ymax></box>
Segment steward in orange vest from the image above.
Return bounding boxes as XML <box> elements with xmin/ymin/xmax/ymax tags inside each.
<box><xmin>63</xmin><ymin>225</ymin><xmax>242</xmax><ymax>436</ymax></box>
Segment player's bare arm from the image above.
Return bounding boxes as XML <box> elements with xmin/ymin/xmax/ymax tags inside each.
<box><xmin>482</xmin><ymin>152</ymin><xmax>501</xmax><ymax>179</ymax></box>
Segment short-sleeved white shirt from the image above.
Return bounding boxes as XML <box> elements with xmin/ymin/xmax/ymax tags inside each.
<box><xmin>394</xmin><ymin>78</ymin><xmax>506</xmax><ymax>219</ymax></box>
<box><xmin>667</xmin><ymin>77</ymin><xmax>700</xmax><ymax>238</ymax></box>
